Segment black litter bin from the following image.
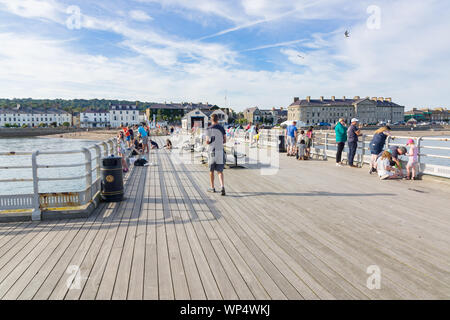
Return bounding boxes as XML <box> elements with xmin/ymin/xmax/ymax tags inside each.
<box><xmin>101</xmin><ymin>156</ymin><xmax>124</xmax><ymax>202</ymax></box>
<box><xmin>278</xmin><ymin>135</ymin><xmax>286</xmax><ymax>153</ymax></box>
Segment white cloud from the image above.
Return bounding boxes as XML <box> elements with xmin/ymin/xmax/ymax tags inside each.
<box><xmin>0</xmin><ymin>0</ymin><xmax>449</xmax><ymax>111</ymax></box>
<box><xmin>129</xmin><ymin>9</ymin><xmax>153</xmax><ymax>21</ymax></box>
<box><xmin>0</xmin><ymin>0</ymin><xmax>63</xmax><ymax>22</ymax></box>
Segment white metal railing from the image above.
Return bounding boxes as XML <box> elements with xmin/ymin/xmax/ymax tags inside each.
<box><xmin>309</xmin><ymin>131</ymin><xmax>450</xmax><ymax>179</ymax></box>
<box><xmin>0</xmin><ymin>138</ymin><xmax>117</xmax><ymax>220</ymax></box>
<box><xmin>175</xmin><ymin>127</ymin><xmax>450</xmax><ymax>178</ymax></box>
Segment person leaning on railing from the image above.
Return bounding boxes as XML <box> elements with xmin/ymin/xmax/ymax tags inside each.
<box><xmin>334</xmin><ymin>118</ymin><xmax>347</xmax><ymax>167</ymax></box>
<box><xmin>347</xmin><ymin>118</ymin><xmax>362</xmax><ymax>168</ymax></box>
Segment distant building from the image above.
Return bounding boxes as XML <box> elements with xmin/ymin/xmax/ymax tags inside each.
<box><xmin>288</xmin><ymin>96</ymin><xmax>404</xmax><ymax>125</ymax></box>
<box><xmin>260</xmin><ymin>107</ymin><xmax>288</xmax><ymax>125</ymax></box>
<box><xmin>181</xmin><ymin>108</ymin><xmax>228</xmax><ymax>130</ymax></box>
<box><xmin>80</xmin><ymin>109</ymin><xmax>110</xmax><ymax>128</ymax></box>
<box><xmin>405</xmin><ymin>108</ymin><xmax>448</xmax><ymax>122</ymax></box>
<box><xmin>145</xmin><ymin>101</ymin><xmax>214</xmax><ymax>122</ymax></box>
<box><xmin>182</xmin><ymin>109</ymin><xmax>209</xmax><ymax>130</ymax></box>
<box><xmin>0</xmin><ymin>105</ymin><xmax>72</xmax><ymax>127</ymax></box>
<box><xmin>72</xmin><ymin>112</ymin><xmax>81</xmax><ymax>127</ymax></box>
<box><xmin>109</xmin><ymin>105</ymin><xmax>140</xmax><ymax>127</ymax></box>
<box><xmin>243</xmin><ymin>107</ymin><xmax>261</xmax><ymax>124</ymax></box>
<box><xmin>139</xmin><ymin>111</ymin><xmax>147</xmax><ymax>123</ymax></box>
<box><xmin>206</xmin><ymin>109</ymin><xmax>229</xmax><ymax>126</ymax></box>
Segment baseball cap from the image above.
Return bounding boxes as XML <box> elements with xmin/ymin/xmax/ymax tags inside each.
<box><xmin>351</xmin><ymin>118</ymin><xmax>359</xmax><ymax>122</ymax></box>
<box><xmin>407</xmin><ymin>139</ymin><xmax>414</xmax><ymax>145</ymax></box>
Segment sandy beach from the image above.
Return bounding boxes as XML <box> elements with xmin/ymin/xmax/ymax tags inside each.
<box><xmin>41</xmin><ymin>129</ymin><xmax>118</xmax><ymax>141</ymax></box>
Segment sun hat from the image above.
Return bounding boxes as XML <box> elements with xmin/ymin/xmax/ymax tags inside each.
<box><xmin>351</xmin><ymin>118</ymin><xmax>359</xmax><ymax>122</ymax></box>
<box><xmin>407</xmin><ymin>139</ymin><xmax>414</xmax><ymax>145</ymax></box>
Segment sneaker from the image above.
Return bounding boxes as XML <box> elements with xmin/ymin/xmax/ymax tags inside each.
<box><xmin>221</xmin><ymin>187</ymin><xmax>226</xmax><ymax>196</ymax></box>
<box><xmin>336</xmin><ymin>163</ymin><xmax>342</xmax><ymax>167</ymax></box>
<box><xmin>207</xmin><ymin>188</ymin><xmax>216</xmax><ymax>193</ymax></box>
<box><xmin>380</xmin><ymin>174</ymin><xmax>390</xmax><ymax>180</ymax></box>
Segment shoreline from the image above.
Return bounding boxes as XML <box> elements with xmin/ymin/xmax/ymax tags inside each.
<box><xmin>39</xmin><ymin>129</ymin><xmax>118</xmax><ymax>141</ymax></box>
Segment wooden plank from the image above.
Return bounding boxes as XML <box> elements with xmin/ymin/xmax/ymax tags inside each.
<box><xmin>127</xmin><ymin>165</ymin><xmax>151</xmax><ymax>300</ymax></box>
<box><xmin>143</xmin><ymin>164</ymin><xmax>159</xmax><ymax>300</ymax></box>
<box><xmin>1</xmin><ymin>216</ymin><xmax>97</xmax><ymax>300</ymax></box>
<box><xmin>83</xmin><ymin>167</ymin><xmax>141</xmax><ymax>300</ymax></box>
<box><xmin>78</xmin><ymin>170</ymin><xmax>140</xmax><ymax>300</ymax></box>
<box><xmin>111</xmin><ymin>167</ymin><xmax>148</xmax><ymax>300</ymax></box>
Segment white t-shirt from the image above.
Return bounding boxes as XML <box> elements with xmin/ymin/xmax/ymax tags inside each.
<box><xmin>377</xmin><ymin>157</ymin><xmax>392</xmax><ymax>176</ymax></box>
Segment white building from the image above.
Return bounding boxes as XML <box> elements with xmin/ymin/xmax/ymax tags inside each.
<box><xmin>109</xmin><ymin>105</ymin><xmax>140</xmax><ymax>128</ymax></box>
<box><xmin>208</xmin><ymin>109</ymin><xmax>229</xmax><ymax>126</ymax></box>
<box><xmin>0</xmin><ymin>105</ymin><xmax>72</xmax><ymax>127</ymax></box>
<box><xmin>181</xmin><ymin>108</ymin><xmax>229</xmax><ymax>130</ymax></box>
<box><xmin>182</xmin><ymin>109</ymin><xmax>209</xmax><ymax>130</ymax></box>
<box><xmin>139</xmin><ymin>111</ymin><xmax>147</xmax><ymax>124</ymax></box>
<box><xmin>80</xmin><ymin>110</ymin><xmax>110</xmax><ymax>128</ymax></box>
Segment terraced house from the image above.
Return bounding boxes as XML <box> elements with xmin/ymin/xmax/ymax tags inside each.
<box><xmin>0</xmin><ymin>105</ymin><xmax>72</xmax><ymax>127</ymax></box>
<box><xmin>288</xmin><ymin>96</ymin><xmax>405</xmax><ymax>125</ymax></box>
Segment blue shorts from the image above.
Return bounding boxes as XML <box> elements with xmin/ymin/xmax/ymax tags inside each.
<box><xmin>126</xmin><ymin>136</ymin><xmax>131</xmax><ymax>141</ymax></box>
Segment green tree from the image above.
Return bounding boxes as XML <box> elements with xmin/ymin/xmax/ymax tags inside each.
<box><xmin>62</xmin><ymin>122</ymin><xmax>70</xmax><ymax>127</ymax></box>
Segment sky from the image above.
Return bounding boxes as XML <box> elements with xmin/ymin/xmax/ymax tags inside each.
<box><xmin>0</xmin><ymin>0</ymin><xmax>449</xmax><ymax>111</ymax></box>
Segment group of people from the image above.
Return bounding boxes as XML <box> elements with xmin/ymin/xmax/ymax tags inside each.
<box><xmin>334</xmin><ymin>118</ymin><xmax>419</xmax><ymax>180</ymax></box>
<box><xmin>116</xmin><ymin>123</ymin><xmax>173</xmax><ymax>172</ymax></box>
<box><xmin>285</xmin><ymin>121</ymin><xmax>314</xmax><ymax>160</ymax></box>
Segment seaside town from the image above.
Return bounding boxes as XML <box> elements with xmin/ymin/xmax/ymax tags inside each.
<box><xmin>0</xmin><ymin>97</ymin><xmax>448</xmax><ymax>129</ymax></box>
<box><xmin>0</xmin><ymin>0</ymin><xmax>449</xmax><ymax>312</ymax></box>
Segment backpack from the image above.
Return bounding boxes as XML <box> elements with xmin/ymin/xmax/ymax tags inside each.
<box><xmin>134</xmin><ymin>158</ymin><xmax>148</xmax><ymax>166</ymax></box>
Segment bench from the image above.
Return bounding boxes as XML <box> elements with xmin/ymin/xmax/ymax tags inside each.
<box><xmin>224</xmin><ymin>144</ymin><xmax>246</xmax><ymax>169</ymax></box>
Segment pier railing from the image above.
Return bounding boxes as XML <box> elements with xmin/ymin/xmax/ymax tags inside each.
<box><xmin>307</xmin><ymin>131</ymin><xmax>450</xmax><ymax>178</ymax></box>
<box><xmin>0</xmin><ymin>138</ymin><xmax>117</xmax><ymax>220</ymax></box>
<box><xmin>221</xmin><ymin>128</ymin><xmax>450</xmax><ymax>179</ymax></box>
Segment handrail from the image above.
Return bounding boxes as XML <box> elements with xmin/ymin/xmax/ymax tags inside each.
<box><xmin>0</xmin><ymin>137</ymin><xmax>117</xmax><ymax>220</ymax></box>
<box><xmin>227</xmin><ymin>128</ymin><xmax>450</xmax><ymax>178</ymax></box>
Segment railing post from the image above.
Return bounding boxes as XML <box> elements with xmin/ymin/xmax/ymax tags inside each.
<box><xmin>324</xmin><ymin>132</ymin><xmax>328</xmax><ymax>160</ymax></box>
<box><xmin>107</xmin><ymin>139</ymin><xmax>114</xmax><ymax>156</ymax></box>
<box><xmin>101</xmin><ymin>141</ymin><xmax>108</xmax><ymax>157</ymax></box>
<box><xmin>417</xmin><ymin>136</ymin><xmax>423</xmax><ymax>173</ymax></box>
<box><xmin>94</xmin><ymin>144</ymin><xmax>101</xmax><ymax>182</ymax></box>
<box><xmin>31</xmin><ymin>150</ymin><xmax>41</xmax><ymax>221</ymax></box>
<box><xmin>360</xmin><ymin>134</ymin><xmax>366</xmax><ymax>167</ymax></box>
<box><xmin>82</xmin><ymin>147</ymin><xmax>93</xmax><ymax>203</ymax></box>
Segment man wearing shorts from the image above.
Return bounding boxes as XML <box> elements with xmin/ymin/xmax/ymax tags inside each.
<box><xmin>206</xmin><ymin>114</ymin><xmax>226</xmax><ymax>196</ymax></box>
<box><xmin>285</xmin><ymin>121</ymin><xmax>298</xmax><ymax>156</ymax></box>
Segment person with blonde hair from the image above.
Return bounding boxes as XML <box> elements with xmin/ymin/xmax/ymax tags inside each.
<box><xmin>376</xmin><ymin>150</ymin><xmax>400</xmax><ymax>180</ymax></box>
<box><xmin>369</xmin><ymin>126</ymin><xmax>391</xmax><ymax>174</ymax></box>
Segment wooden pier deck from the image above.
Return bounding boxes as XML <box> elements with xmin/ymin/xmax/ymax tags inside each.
<box><xmin>0</xmin><ymin>137</ymin><xmax>450</xmax><ymax>300</ymax></box>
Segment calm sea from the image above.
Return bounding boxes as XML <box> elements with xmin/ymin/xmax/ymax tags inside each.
<box><xmin>0</xmin><ymin>137</ymin><xmax>100</xmax><ymax>195</ymax></box>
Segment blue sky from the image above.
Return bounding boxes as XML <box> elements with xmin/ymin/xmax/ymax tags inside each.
<box><xmin>0</xmin><ymin>0</ymin><xmax>449</xmax><ymax>111</ymax></box>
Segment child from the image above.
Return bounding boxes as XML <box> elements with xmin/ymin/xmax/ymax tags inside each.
<box><xmin>406</xmin><ymin>139</ymin><xmax>418</xmax><ymax>180</ymax></box>
<box><xmin>297</xmin><ymin>140</ymin><xmax>306</xmax><ymax>160</ymax></box>
<box><xmin>164</xmin><ymin>139</ymin><xmax>173</xmax><ymax>150</ymax></box>
<box><xmin>376</xmin><ymin>151</ymin><xmax>400</xmax><ymax>180</ymax></box>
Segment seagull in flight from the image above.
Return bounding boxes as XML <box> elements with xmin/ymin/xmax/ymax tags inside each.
<box><xmin>344</xmin><ymin>30</ymin><xmax>350</xmax><ymax>38</ymax></box>
<box><xmin>297</xmin><ymin>54</ymin><xmax>304</xmax><ymax>59</ymax></box>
